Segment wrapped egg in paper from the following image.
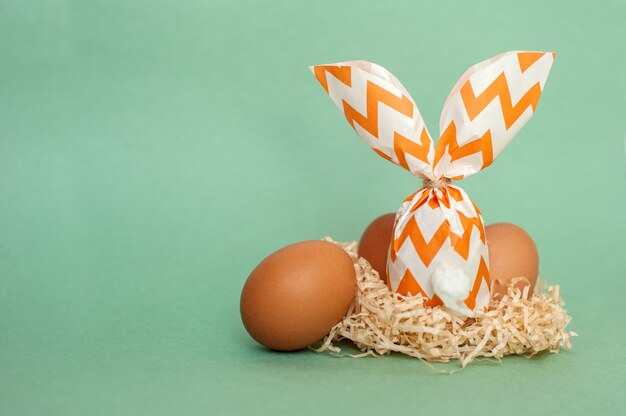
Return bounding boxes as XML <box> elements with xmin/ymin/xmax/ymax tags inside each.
<box><xmin>311</xmin><ymin>51</ymin><xmax>554</xmax><ymax>317</ymax></box>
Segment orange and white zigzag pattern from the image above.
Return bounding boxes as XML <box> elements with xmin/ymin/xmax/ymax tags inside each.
<box><xmin>311</xmin><ymin>51</ymin><xmax>554</xmax><ymax>315</ymax></box>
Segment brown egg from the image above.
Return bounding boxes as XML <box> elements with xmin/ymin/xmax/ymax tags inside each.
<box><xmin>358</xmin><ymin>213</ymin><xmax>395</xmax><ymax>283</ymax></box>
<box><xmin>485</xmin><ymin>223</ymin><xmax>539</xmax><ymax>297</ymax></box>
<box><xmin>240</xmin><ymin>240</ymin><xmax>356</xmax><ymax>351</ymax></box>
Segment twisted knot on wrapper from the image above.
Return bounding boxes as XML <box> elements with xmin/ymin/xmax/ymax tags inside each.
<box><xmin>422</xmin><ymin>177</ymin><xmax>451</xmax><ymax>189</ymax></box>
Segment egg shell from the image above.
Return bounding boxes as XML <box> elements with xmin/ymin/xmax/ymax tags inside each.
<box><xmin>240</xmin><ymin>240</ymin><xmax>356</xmax><ymax>351</ymax></box>
<box><xmin>358</xmin><ymin>213</ymin><xmax>395</xmax><ymax>283</ymax></box>
<box><xmin>486</xmin><ymin>223</ymin><xmax>539</xmax><ymax>297</ymax></box>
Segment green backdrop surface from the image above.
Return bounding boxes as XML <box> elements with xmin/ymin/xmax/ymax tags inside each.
<box><xmin>1</xmin><ymin>0</ymin><xmax>625</xmax><ymax>415</ymax></box>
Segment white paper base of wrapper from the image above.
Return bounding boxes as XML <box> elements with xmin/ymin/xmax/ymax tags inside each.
<box><xmin>312</xmin><ymin>238</ymin><xmax>577</xmax><ymax>370</ymax></box>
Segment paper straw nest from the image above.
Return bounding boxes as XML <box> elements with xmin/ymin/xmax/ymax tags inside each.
<box><xmin>313</xmin><ymin>238</ymin><xmax>577</xmax><ymax>368</ymax></box>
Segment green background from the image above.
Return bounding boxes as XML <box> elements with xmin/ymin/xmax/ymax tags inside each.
<box><xmin>1</xmin><ymin>0</ymin><xmax>625</xmax><ymax>414</ymax></box>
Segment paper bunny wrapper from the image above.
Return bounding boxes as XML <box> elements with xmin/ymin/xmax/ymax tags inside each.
<box><xmin>312</xmin><ymin>51</ymin><xmax>554</xmax><ymax>316</ymax></box>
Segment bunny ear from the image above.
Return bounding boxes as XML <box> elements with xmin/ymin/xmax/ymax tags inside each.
<box><xmin>434</xmin><ymin>51</ymin><xmax>555</xmax><ymax>179</ymax></box>
<box><xmin>311</xmin><ymin>61</ymin><xmax>435</xmax><ymax>180</ymax></box>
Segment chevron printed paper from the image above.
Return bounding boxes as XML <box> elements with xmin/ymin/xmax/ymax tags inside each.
<box><xmin>311</xmin><ymin>51</ymin><xmax>554</xmax><ymax>316</ymax></box>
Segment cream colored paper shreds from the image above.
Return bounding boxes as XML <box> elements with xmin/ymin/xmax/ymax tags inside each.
<box><xmin>313</xmin><ymin>239</ymin><xmax>577</xmax><ymax>368</ymax></box>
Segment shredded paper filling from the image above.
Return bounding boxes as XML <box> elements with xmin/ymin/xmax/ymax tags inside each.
<box><xmin>312</xmin><ymin>238</ymin><xmax>577</xmax><ymax>369</ymax></box>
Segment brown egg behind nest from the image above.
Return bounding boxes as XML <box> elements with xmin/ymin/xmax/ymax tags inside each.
<box><xmin>240</xmin><ymin>240</ymin><xmax>356</xmax><ymax>351</ymax></box>
<box><xmin>358</xmin><ymin>213</ymin><xmax>395</xmax><ymax>283</ymax></box>
<box><xmin>486</xmin><ymin>223</ymin><xmax>539</xmax><ymax>297</ymax></box>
